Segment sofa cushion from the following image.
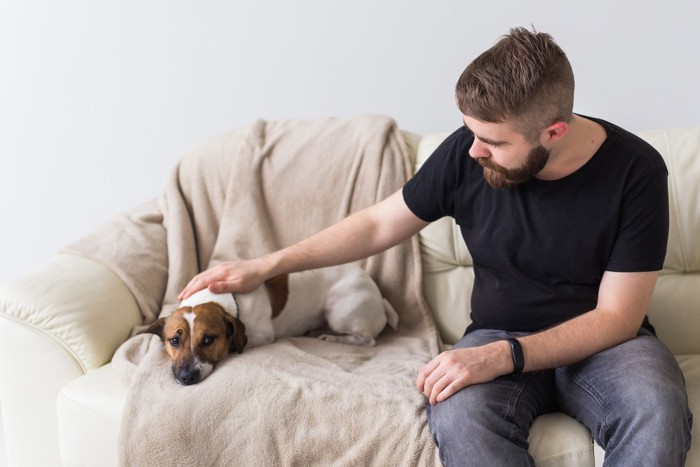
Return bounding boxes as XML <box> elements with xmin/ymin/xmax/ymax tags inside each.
<box><xmin>57</xmin><ymin>362</ymin><xmax>599</xmax><ymax>466</ymax></box>
<box><xmin>639</xmin><ymin>128</ymin><xmax>700</xmax><ymax>355</ymax></box>
<box><xmin>56</xmin><ymin>364</ymin><xmax>124</xmax><ymax>467</ymax></box>
<box><xmin>640</xmin><ymin>128</ymin><xmax>700</xmax><ymax>275</ymax></box>
<box><xmin>419</xmin><ymin>216</ymin><xmax>474</xmax><ymax>345</ymax></box>
<box><xmin>529</xmin><ymin>413</ymin><xmax>594</xmax><ymax>467</ymax></box>
<box><xmin>413</xmin><ymin>132</ymin><xmax>473</xmax><ymax>345</ymax></box>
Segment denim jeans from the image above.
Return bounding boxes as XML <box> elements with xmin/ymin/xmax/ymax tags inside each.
<box><xmin>426</xmin><ymin>328</ymin><xmax>693</xmax><ymax>466</ymax></box>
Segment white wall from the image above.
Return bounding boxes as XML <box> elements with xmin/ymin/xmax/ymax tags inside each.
<box><xmin>1</xmin><ymin>0</ymin><xmax>698</xmax><ymax>283</ymax></box>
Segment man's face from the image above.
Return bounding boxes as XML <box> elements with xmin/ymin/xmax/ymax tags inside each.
<box><xmin>463</xmin><ymin>115</ymin><xmax>550</xmax><ymax>189</ymax></box>
<box><xmin>477</xmin><ymin>144</ymin><xmax>550</xmax><ymax>189</ymax></box>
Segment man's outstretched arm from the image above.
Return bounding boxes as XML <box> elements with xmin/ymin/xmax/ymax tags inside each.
<box><xmin>178</xmin><ymin>189</ymin><xmax>429</xmax><ymax>299</ymax></box>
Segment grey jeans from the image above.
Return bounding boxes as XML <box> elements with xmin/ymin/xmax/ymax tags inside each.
<box><xmin>426</xmin><ymin>328</ymin><xmax>693</xmax><ymax>466</ymax></box>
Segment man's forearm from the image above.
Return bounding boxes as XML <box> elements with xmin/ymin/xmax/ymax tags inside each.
<box><xmin>518</xmin><ymin>308</ymin><xmax>640</xmax><ymax>372</ymax></box>
<box><xmin>518</xmin><ymin>270</ymin><xmax>658</xmax><ymax>372</ymax></box>
<box><xmin>262</xmin><ymin>209</ymin><xmax>388</xmax><ymax>276</ymax></box>
<box><xmin>179</xmin><ymin>190</ymin><xmax>427</xmax><ymax>299</ymax></box>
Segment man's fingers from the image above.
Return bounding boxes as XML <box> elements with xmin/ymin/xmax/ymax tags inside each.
<box><xmin>416</xmin><ymin>357</ymin><xmax>441</xmax><ymax>392</ymax></box>
<box><xmin>428</xmin><ymin>373</ymin><xmax>450</xmax><ymax>405</ymax></box>
<box><xmin>419</xmin><ymin>357</ymin><xmax>451</xmax><ymax>403</ymax></box>
<box><xmin>178</xmin><ymin>276</ymin><xmax>205</xmax><ymax>300</ymax></box>
<box><xmin>209</xmin><ymin>280</ymin><xmax>238</xmax><ymax>294</ymax></box>
<box><xmin>417</xmin><ymin>349</ymin><xmax>478</xmax><ymax>404</ymax></box>
<box><xmin>178</xmin><ymin>262</ymin><xmax>259</xmax><ymax>299</ymax></box>
<box><xmin>179</xmin><ymin>268</ymin><xmax>225</xmax><ymax>300</ymax></box>
<box><xmin>435</xmin><ymin>377</ymin><xmax>467</xmax><ymax>404</ymax></box>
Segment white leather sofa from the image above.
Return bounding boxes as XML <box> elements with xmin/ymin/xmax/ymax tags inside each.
<box><xmin>0</xmin><ymin>125</ymin><xmax>697</xmax><ymax>466</ymax></box>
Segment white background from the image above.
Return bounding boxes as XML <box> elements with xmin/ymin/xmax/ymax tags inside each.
<box><xmin>1</xmin><ymin>0</ymin><xmax>699</xmax><ymax>284</ymax></box>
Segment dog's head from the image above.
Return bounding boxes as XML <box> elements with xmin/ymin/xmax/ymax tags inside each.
<box><xmin>140</xmin><ymin>301</ymin><xmax>248</xmax><ymax>385</ymax></box>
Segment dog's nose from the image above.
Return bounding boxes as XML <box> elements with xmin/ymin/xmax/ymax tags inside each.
<box><xmin>179</xmin><ymin>374</ymin><xmax>199</xmax><ymax>385</ymax></box>
<box><xmin>173</xmin><ymin>366</ymin><xmax>200</xmax><ymax>386</ymax></box>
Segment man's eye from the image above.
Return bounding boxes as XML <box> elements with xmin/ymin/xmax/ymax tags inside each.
<box><xmin>169</xmin><ymin>336</ymin><xmax>180</xmax><ymax>347</ymax></box>
<box><xmin>202</xmin><ymin>335</ymin><xmax>217</xmax><ymax>347</ymax></box>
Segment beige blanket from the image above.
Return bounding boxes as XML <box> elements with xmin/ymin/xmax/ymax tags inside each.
<box><xmin>66</xmin><ymin>115</ymin><xmax>441</xmax><ymax>466</ymax></box>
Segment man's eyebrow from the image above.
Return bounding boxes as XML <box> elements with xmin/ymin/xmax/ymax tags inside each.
<box><xmin>462</xmin><ymin>122</ymin><xmax>506</xmax><ymax>146</ymax></box>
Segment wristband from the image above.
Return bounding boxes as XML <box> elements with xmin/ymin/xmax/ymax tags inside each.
<box><xmin>506</xmin><ymin>338</ymin><xmax>524</xmax><ymax>374</ymax></box>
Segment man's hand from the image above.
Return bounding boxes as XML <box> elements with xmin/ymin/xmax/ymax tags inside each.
<box><xmin>416</xmin><ymin>340</ymin><xmax>512</xmax><ymax>405</ymax></box>
<box><xmin>178</xmin><ymin>259</ymin><xmax>271</xmax><ymax>300</ymax></box>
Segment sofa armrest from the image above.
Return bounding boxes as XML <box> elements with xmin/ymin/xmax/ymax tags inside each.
<box><xmin>0</xmin><ymin>253</ymin><xmax>142</xmax><ymax>467</ymax></box>
<box><xmin>0</xmin><ymin>253</ymin><xmax>142</xmax><ymax>371</ymax></box>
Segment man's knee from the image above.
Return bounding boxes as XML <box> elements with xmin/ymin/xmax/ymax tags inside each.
<box><xmin>564</xmin><ymin>336</ymin><xmax>694</xmax><ymax>463</ymax></box>
<box><xmin>427</xmin><ymin>385</ymin><xmax>492</xmax><ymax>445</ymax></box>
<box><xmin>606</xmin><ymin>374</ymin><xmax>692</xmax><ymax>447</ymax></box>
<box><xmin>612</xmin><ymin>339</ymin><xmax>691</xmax><ymax>439</ymax></box>
<box><xmin>426</xmin><ymin>382</ymin><xmax>534</xmax><ymax>466</ymax></box>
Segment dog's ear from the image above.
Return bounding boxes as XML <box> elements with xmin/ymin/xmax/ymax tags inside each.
<box><xmin>223</xmin><ymin>314</ymin><xmax>248</xmax><ymax>354</ymax></box>
<box><xmin>138</xmin><ymin>317</ymin><xmax>167</xmax><ymax>340</ymax></box>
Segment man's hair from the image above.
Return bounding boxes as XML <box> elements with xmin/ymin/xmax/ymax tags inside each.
<box><xmin>455</xmin><ymin>27</ymin><xmax>575</xmax><ymax>141</ymax></box>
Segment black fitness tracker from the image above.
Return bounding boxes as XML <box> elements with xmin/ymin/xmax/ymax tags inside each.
<box><xmin>506</xmin><ymin>337</ymin><xmax>524</xmax><ymax>374</ymax></box>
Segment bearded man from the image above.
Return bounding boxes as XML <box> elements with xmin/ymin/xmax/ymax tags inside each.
<box><xmin>180</xmin><ymin>27</ymin><xmax>693</xmax><ymax>466</ymax></box>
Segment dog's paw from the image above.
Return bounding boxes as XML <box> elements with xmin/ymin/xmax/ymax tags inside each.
<box><xmin>317</xmin><ymin>334</ymin><xmax>376</xmax><ymax>347</ymax></box>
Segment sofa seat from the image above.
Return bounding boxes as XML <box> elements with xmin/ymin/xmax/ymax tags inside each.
<box><xmin>57</xmin><ymin>341</ymin><xmax>598</xmax><ymax>467</ymax></box>
<box><xmin>56</xmin><ymin>351</ymin><xmax>700</xmax><ymax>466</ymax></box>
<box><xmin>56</xmin><ymin>364</ymin><xmax>125</xmax><ymax>466</ymax></box>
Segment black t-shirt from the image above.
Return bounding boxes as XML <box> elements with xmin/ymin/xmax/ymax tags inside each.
<box><xmin>403</xmin><ymin>117</ymin><xmax>669</xmax><ymax>334</ymax></box>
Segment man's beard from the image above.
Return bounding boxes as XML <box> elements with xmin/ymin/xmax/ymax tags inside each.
<box><xmin>477</xmin><ymin>145</ymin><xmax>550</xmax><ymax>189</ymax></box>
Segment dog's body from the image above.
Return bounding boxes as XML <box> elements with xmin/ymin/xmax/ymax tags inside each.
<box><xmin>142</xmin><ymin>263</ymin><xmax>398</xmax><ymax>385</ymax></box>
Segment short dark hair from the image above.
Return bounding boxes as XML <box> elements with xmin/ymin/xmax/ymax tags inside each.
<box><xmin>455</xmin><ymin>27</ymin><xmax>575</xmax><ymax>141</ymax></box>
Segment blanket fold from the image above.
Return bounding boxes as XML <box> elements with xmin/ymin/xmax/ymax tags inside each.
<box><xmin>66</xmin><ymin>114</ymin><xmax>441</xmax><ymax>466</ymax></box>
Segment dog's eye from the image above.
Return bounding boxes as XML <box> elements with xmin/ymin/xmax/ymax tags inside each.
<box><xmin>202</xmin><ymin>335</ymin><xmax>217</xmax><ymax>347</ymax></box>
<box><xmin>169</xmin><ymin>336</ymin><xmax>180</xmax><ymax>347</ymax></box>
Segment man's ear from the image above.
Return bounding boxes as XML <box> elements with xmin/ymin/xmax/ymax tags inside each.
<box><xmin>543</xmin><ymin>121</ymin><xmax>569</xmax><ymax>144</ymax></box>
<box><xmin>223</xmin><ymin>314</ymin><xmax>248</xmax><ymax>354</ymax></box>
<box><xmin>138</xmin><ymin>317</ymin><xmax>167</xmax><ymax>340</ymax></box>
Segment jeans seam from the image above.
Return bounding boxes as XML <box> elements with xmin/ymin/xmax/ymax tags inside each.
<box><xmin>560</xmin><ymin>366</ymin><xmax>613</xmax><ymax>447</ymax></box>
<box><xmin>505</xmin><ymin>371</ymin><xmax>541</xmax><ymax>457</ymax></box>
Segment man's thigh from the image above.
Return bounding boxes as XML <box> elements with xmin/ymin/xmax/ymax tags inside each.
<box><xmin>555</xmin><ymin>330</ymin><xmax>692</xmax><ymax>465</ymax></box>
<box><xmin>427</xmin><ymin>330</ymin><xmax>558</xmax><ymax>466</ymax></box>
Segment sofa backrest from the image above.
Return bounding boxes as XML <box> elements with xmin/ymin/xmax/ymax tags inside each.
<box><xmin>409</xmin><ymin>132</ymin><xmax>473</xmax><ymax>346</ymax></box>
<box><xmin>639</xmin><ymin>128</ymin><xmax>700</xmax><ymax>354</ymax></box>
<box><xmin>409</xmin><ymin>128</ymin><xmax>700</xmax><ymax>354</ymax></box>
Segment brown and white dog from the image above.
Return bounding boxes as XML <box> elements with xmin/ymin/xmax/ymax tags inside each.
<box><xmin>141</xmin><ymin>264</ymin><xmax>398</xmax><ymax>385</ymax></box>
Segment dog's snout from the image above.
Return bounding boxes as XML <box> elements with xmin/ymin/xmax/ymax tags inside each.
<box><xmin>173</xmin><ymin>364</ymin><xmax>201</xmax><ymax>386</ymax></box>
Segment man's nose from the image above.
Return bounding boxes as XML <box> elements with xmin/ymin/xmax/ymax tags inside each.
<box><xmin>469</xmin><ymin>139</ymin><xmax>491</xmax><ymax>159</ymax></box>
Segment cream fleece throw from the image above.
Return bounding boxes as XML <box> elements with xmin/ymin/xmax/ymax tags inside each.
<box><xmin>65</xmin><ymin>115</ymin><xmax>441</xmax><ymax>466</ymax></box>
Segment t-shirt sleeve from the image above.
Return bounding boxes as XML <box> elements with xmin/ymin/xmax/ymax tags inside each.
<box><xmin>402</xmin><ymin>127</ymin><xmax>467</xmax><ymax>222</ymax></box>
<box><xmin>606</xmin><ymin>168</ymin><xmax>669</xmax><ymax>272</ymax></box>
